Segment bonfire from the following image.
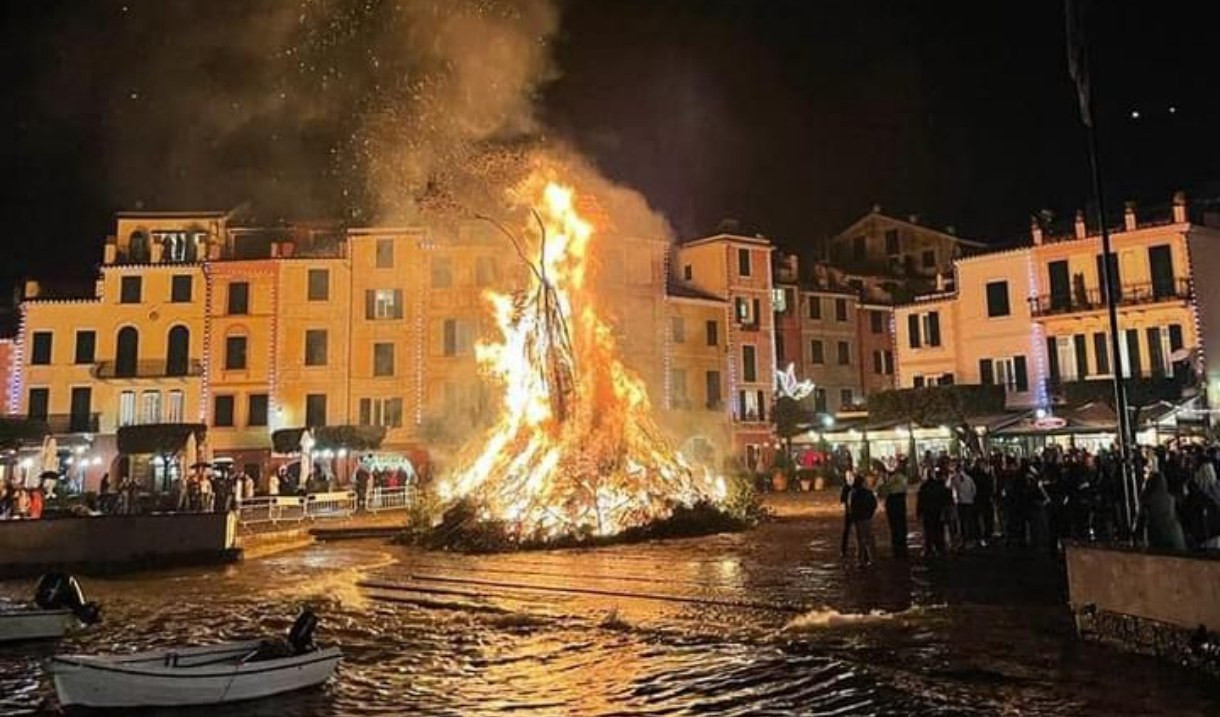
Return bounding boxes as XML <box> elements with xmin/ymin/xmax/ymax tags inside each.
<box><xmin>433</xmin><ymin>169</ymin><xmax>727</xmax><ymax>545</ymax></box>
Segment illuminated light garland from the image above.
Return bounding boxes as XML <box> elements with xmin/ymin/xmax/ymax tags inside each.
<box><xmin>199</xmin><ymin>263</ymin><xmax>213</xmax><ymax>424</ymax></box>
<box><xmin>1025</xmin><ymin>249</ymin><xmax>1051</xmax><ymax>409</ymax></box>
<box><xmin>267</xmin><ymin>264</ymin><xmax>282</xmax><ymax>433</ymax></box>
<box><xmin>9</xmin><ymin>306</ymin><xmax>26</xmax><ymax>415</ymax></box>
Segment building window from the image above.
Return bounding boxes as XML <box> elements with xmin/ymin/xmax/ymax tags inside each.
<box><xmin>705</xmin><ymin>320</ymin><xmax>719</xmax><ymax>347</ymax></box>
<box><xmin>683</xmin><ymin>265</ymin><xmax>693</xmax><ymax>281</ymax></box>
<box><xmin>30</xmin><ymin>331</ymin><xmax>52</xmax><ymax>365</ymax></box>
<box><xmin>870</xmin><ymin>310</ymin><xmax>885</xmax><ymax>334</ymax></box>
<box><xmin>873</xmin><ymin>350</ymin><xmax>883</xmax><ymax>374</ymax></box>
<box><xmin>738</xmin><ymin>390</ymin><xmax>763</xmax><ymax>421</ymax></box>
<box><xmin>307</xmin><ymin>269</ymin><xmax>329</xmax><ymax>301</ymax></box>
<box><xmin>909</xmin><ymin>311</ymin><xmax>941</xmax><ymax>347</ymax></box>
<box><xmin>883</xmin><ymin>350</ymin><xmax>894</xmax><ymax>374</ymax></box>
<box><xmin>74</xmin><ymin>330</ymin><xmax>95</xmax><ymax>364</ymax></box>
<box><xmin>305</xmin><ymin>393</ymin><xmax>328</xmax><ymax>427</ymax></box>
<box><xmin>1056</xmin><ymin>336</ymin><xmax>1078</xmax><ymax>381</ymax></box>
<box><xmin>376</xmin><ymin>238</ymin><xmax>394</xmax><ymax>268</ymax></box>
<box><xmin>166</xmin><ymin>390</ymin><xmax>184</xmax><ymax>423</ymax></box>
<box><xmin>442</xmin><ymin>319</ymin><xmax>474</xmax><ymax>357</ymax></box>
<box><xmin>171</xmin><ymin>275</ymin><xmax>193</xmax><ymax>303</ymax></box>
<box><xmin>225</xmin><ymin>335</ymin><xmax>248</xmax><ymax>370</ymax></box>
<box><xmin>834</xmin><ymin>298</ymin><xmax>848</xmax><ymax>322</ymax></box>
<box><xmin>115</xmin><ymin>326</ymin><xmax>139</xmax><ymax>377</ymax></box>
<box><xmin>118</xmin><ymin>390</ymin><xmax>136</xmax><ymax>426</ymax></box>
<box><xmin>248</xmin><ymin>394</ymin><xmax>269</xmax><ymax>426</ymax></box>
<box><xmin>837</xmin><ymin>341</ymin><xmax>850</xmax><ymax>365</ymax></box>
<box><xmin>27</xmin><ymin>388</ymin><xmax>49</xmax><ymax>421</ymax></box>
<box><xmin>120</xmin><ymin>276</ymin><xmax>142</xmax><ymax>304</ymax></box>
<box><xmin>213</xmin><ymin>395</ymin><xmax>235</xmax><ymax>427</ymax></box>
<box><xmin>982</xmin><ymin>356</ymin><xmax>1029</xmax><ymax>392</ymax></box>
<box><xmin>141</xmin><ymin>390</ymin><xmax>162</xmax><ymax>424</ymax></box>
<box><xmin>305</xmin><ymin>329</ymin><xmax>328</xmax><ymax>366</ymax></box>
<box><xmin>913</xmin><ymin>375</ymin><xmax>925</xmax><ymax>388</ymax></box>
<box><xmin>166</xmin><ymin>325</ymin><xmax>190</xmax><ymax>376</ymax></box>
<box><xmin>940</xmin><ymin>373</ymin><xmax>955</xmax><ymax>386</ymax></box>
<box><xmin>475</xmin><ymin>257</ymin><xmax>498</xmax><ymax>286</ymax></box>
<box><xmin>359</xmin><ymin>397</ymin><xmax>403</xmax><ymax>428</ymax></box>
<box><xmin>852</xmin><ymin>235</ymin><xmax>866</xmax><ymax>261</ymax></box>
<box><xmin>69</xmin><ymin>387</ymin><xmax>92</xmax><ymax>431</ymax></box>
<box><xmin>985</xmin><ymin>280</ymin><xmax>1011</xmax><ymax>317</ymax></box>
<box><xmin>366</xmin><ymin>289</ymin><xmax>404</xmax><ymax>319</ymax></box>
<box><xmin>884</xmin><ymin>229</ymin><xmax>900</xmax><ymax>255</ymax></box>
<box><xmin>670</xmin><ymin>368</ymin><xmax>689</xmax><ymax>408</ymax></box>
<box><xmin>810</xmin><ymin>340</ymin><xmax>825</xmax><ymax>364</ymax></box>
<box><xmin>775</xmin><ymin>334</ymin><xmax>786</xmax><ymax>364</ymax></box>
<box><xmin>671</xmin><ymin>316</ymin><xmax>685</xmax><ymax>343</ymax></box>
<box><xmin>432</xmin><ymin>257</ymin><xmax>453</xmax><ymax>288</ymax></box>
<box><xmin>1093</xmin><ymin>332</ymin><xmax>1110</xmax><ymax>375</ymax></box>
<box><xmin>227</xmin><ymin>282</ymin><xmax>249</xmax><ymax>315</ymax></box>
<box><xmin>921</xmin><ymin>250</ymin><xmax>936</xmax><ymax>269</ymax></box>
<box><xmin>374</xmin><ymin>342</ymin><xmax>395</xmax><ymax>377</ymax></box>
<box><xmin>705</xmin><ymin>370</ymin><xmax>722</xmax><ymax>409</ymax></box>
<box><xmin>814</xmin><ymin>387</ymin><xmax>827</xmax><ymax>413</ymax></box>
<box><xmin>840</xmin><ymin>388</ymin><xmax>854</xmax><ymax>407</ymax></box>
<box><xmin>737</xmin><ymin>248</ymin><xmax>751</xmax><ymax>277</ymax></box>
<box><xmin>807</xmin><ymin>296</ymin><xmax>822</xmax><ymax>320</ymax></box>
<box><xmin>742</xmin><ymin>345</ymin><xmax>757</xmax><ymax>382</ymax></box>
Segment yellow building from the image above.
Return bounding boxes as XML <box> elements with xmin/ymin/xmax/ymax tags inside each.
<box><xmin>12</xmin><ymin>213</ymin><xmax>771</xmax><ymax>488</ymax></box>
<box><xmin>894</xmin><ymin>194</ymin><xmax>1220</xmax><ymax>428</ymax></box>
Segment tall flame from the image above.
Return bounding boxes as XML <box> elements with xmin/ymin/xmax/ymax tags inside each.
<box><xmin>439</xmin><ymin>170</ymin><xmax>725</xmax><ymax>539</ymax></box>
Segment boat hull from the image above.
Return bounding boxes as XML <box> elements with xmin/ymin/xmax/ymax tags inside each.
<box><xmin>50</xmin><ymin>642</ymin><xmax>342</xmax><ymax>708</ymax></box>
<box><xmin>0</xmin><ymin>609</ymin><xmax>74</xmax><ymax>643</ymax></box>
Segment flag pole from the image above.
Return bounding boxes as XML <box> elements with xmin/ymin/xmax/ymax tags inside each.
<box><xmin>1065</xmin><ymin>0</ymin><xmax>1137</xmax><ymax>534</ymax></box>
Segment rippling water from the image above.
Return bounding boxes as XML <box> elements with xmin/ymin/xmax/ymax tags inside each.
<box><xmin>2</xmin><ymin>516</ymin><xmax>1218</xmax><ymax>716</ymax></box>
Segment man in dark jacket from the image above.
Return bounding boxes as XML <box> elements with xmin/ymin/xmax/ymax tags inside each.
<box><xmin>847</xmin><ymin>474</ymin><xmax>878</xmax><ymax>565</ymax></box>
<box><xmin>916</xmin><ymin>472</ymin><xmax>951</xmax><ymax>556</ymax></box>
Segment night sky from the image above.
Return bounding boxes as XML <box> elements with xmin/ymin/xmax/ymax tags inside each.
<box><xmin>2</xmin><ymin>0</ymin><xmax>1217</xmax><ymax>296</ymax></box>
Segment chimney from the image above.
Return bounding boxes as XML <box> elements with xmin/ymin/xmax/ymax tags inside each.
<box><xmin>23</xmin><ymin>280</ymin><xmax>40</xmax><ymax>300</ymax></box>
<box><xmin>1030</xmin><ymin>216</ymin><xmax>1044</xmax><ymax>245</ymax></box>
<box><xmin>1123</xmin><ymin>201</ymin><xmax>1137</xmax><ymax>231</ymax></box>
<box><xmin>1172</xmin><ymin>190</ymin><xmax>1188</xmax><ymax>223</ymax></box>
<box><xmin>907</xmin><ymin>213</ymin><xmax>920</xmax><ymax>225</ymax></box>
<box><xmin>1074</xmin><ymin>210</ymin><xmax>1087</xmax><ymax>239</ymax></box>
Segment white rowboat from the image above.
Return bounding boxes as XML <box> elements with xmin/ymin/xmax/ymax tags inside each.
<box><xmin>0</xmin><ymin>609</ymin><xmax>79</xmax><ymax>643</ymax></box>
<box><xmin>50</xmin><ymin>639</ymin><xmax>342</xmax><ymax>708</ymax></box>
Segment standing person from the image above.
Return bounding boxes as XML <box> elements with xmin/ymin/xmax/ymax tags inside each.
<box><xmin>952</xmin><ymin>464</ymin><xmax>978</xmax><ymax>549</ymax></box>
<box><xmin>268</xmin><ymin>468</ymin><xmax>280</xmax><ymax>497</ymax></box>
<box><xmin>838</xmin><ymin>469</ymin><xmax>855</xmax><ymax>558</ymax></box>
<box><xmin>847</xmin><ymin>473</ymin><xmax>878</xmax><ymax>565</ymax></box>
<box><xmin>1137</xmin><ymin>472</ymin><xmax>1187</xmax><ymax>551</ymax></box>
<box><xmin>98</xmin><ymin>473</ymin><xmax>112</xmax><ymax>514</ymax></box>
<box><xmin>916</xmin><ymin>473</ymin><xmax>950</xmax><ymax>556</ymax></box>
<box><xmin>199</xmin><ymin>472</ymin><xmax>215</xmax><ymax>513</ymax></box>
<box><xmin>28</xmin><ymin>488</ymin><xmax>44</xmax><ymax>519</ymax></box>
<box><xmin>973</xmin><ymin>458</ymin><xmax>995</xmax><ymax>545</ymax></box>
<box><xmin>878</xmin><ymin>462</ymin><xmax>909</xmax><ymax>558</ymax></box>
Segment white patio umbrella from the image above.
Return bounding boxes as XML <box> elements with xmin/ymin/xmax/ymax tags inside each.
<box><xmin>299</xmin><ymin>429</ymin><xmax>315</xmax><ymax>486</ymax></box>
<box><xmin>183</xmin><ymin>432</ymin><xmax>198</xmax><ymax>477</ymax></box>
<box><xmin>40</xmin><ymin>435</ymin><xmax>59</xmax><ymax>474</ymax></box>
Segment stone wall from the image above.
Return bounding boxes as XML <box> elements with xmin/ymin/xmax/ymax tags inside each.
<box><xmin>0</xmin><ymin>512</ymin><xmax>238</xmax><ymax>577</ymax></box>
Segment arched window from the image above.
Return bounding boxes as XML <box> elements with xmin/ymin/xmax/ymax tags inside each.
<box><xmin>115</xmin><ymin>327</ymin><xmax>139</xmax><ymax>377</ymax></box>
<box><xmin>129</xmin><ymin>232</ymin><xmax>150</xmax><ymax>263</ymax></box>
<box><xmin>166</xmin><ymin>325</ymin><xmax>190</xmax><ymax>376</ymax></box>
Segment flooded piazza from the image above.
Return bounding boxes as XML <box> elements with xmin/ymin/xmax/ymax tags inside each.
<box><xmin>3</xmin><ymin>506</ymin><xmax>1217</xmax><ymax>716</ymax></box>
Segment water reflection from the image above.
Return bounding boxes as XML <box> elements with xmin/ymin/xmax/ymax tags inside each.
<box><xmin>1</xmin><ymin>518</ymin><xmax>1218</xmax><ymax>716</ymax></box>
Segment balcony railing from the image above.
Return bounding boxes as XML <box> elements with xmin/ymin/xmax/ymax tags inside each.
<box><xmin>92</xmin><ymin>359</ymin><xmax>204</xmax><ymax>379</ymax></box>
<box><xmin>1029</xmin><ymin>277</ymin><xmax>1191</xmax><ymax>317</ymax></box>
<box><xmin>25</xmin><ymin>413</ymin><xmax>101</xmax><ymax>434</ymax></box>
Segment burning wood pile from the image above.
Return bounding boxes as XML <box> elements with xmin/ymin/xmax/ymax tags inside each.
<box><xmin>428</xmin><ymin>170</ymin><xmax>730</xmax><ymax>548</ymax></box>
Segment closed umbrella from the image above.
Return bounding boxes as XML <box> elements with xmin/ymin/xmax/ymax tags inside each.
<box><xmin>183</xmin><ymin>432</ymin><xmax>198</xmax><ymax>478</ymax></box>
<box><xmin>299</xmin><ymin>429</ymin><xmax>315</xmax><ymax>487</ymax></box>
<box><xmin>36</xmin><ymin>436</ymin><xmax>58</xmax><ymax>488</ymax></box>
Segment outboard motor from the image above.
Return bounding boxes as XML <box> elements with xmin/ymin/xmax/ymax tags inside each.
<box><xmin>287</xmin><ymin>609</ymin><xmax>318</xmax><ymax>655</ymax></box>
<box><xmin>34</xmin><ymin>573</ymin><xmax>101</xmax><ymax>625</ymax></box>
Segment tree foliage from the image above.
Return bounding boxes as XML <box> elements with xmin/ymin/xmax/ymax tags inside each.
<box><xmin>272</xmin><ymin>425</ymin><xmax>386</xmax><ymax>453</ymax></box>
<box><xmin>0</xmin><ymin>418</ymin><xmax>49</xmax><ymax>451</ymax></box>
<box><xmin>116</xmin><ymin>423</ymin><xmax>207</xmax><ymax>455</ymax></box>
<box><xmin>868</xmin><ymin>385</ymin><xmax>1006</xmax><ymax>425</ymax></box>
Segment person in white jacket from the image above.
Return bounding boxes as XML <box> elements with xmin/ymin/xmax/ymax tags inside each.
<box><xmin>951</xmin><ymin>466</ymin><xmax>978</xmax><ymax>548</ymax></box>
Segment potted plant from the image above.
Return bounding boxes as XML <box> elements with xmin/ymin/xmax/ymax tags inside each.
<box><xmin>798</xmin><ymin>468</ymin><xmax>814</xmax><ymax>492</ymax></box>
<box><xmin>813</xmin><ymin>467</ymin><xmax>826</xmax><ymax>491</ymax></box>
<box><xmin>770</xmin><ymin>450</ymin><xmax>794</xmax><ymax>492</ymax></box>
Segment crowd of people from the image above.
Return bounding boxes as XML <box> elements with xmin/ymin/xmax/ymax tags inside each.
<box><xmin>837</xmin><ymin>443</ymin><xmax>1220</xmax><ymax>565</ymax></box>
<box><xmin>0</xmin><ymin>481</ymin><xmax>46</xmax><ymax>519</ymax></box>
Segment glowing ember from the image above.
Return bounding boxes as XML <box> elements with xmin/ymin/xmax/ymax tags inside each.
<box><xmin>438</xmin><ymin>169</ymin><xmax>726</xmax><ymax>540</ymax></box>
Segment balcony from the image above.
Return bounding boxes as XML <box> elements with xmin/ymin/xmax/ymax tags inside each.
<box><xmin>1029</xmin><ymin>277</ymin><xmax>1191</xmax><ymax>318</ymax></box>
<box><xmin>26</xmin><ymin>413</ymin><xmax>101</xmax><ymax>434</ymax></box>
<box><xmin>92</xmin><ymin>359</ymin><xmax>205</xmax><ymax>380</ymax></box>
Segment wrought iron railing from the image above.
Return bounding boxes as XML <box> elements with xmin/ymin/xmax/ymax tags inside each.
<box><xmin>1029</xmin><ymin>277</ymin><xmax>1191</xmax><ymax>317</ymax></box>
